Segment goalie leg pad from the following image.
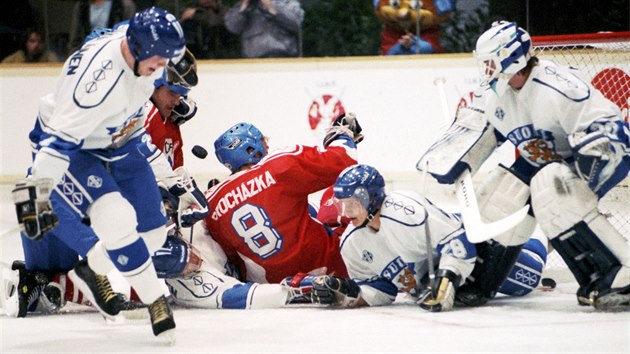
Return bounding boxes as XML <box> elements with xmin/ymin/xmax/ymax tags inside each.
<box><xmin>153</xmin><ymin>235</ymin><xmax>203</xmax><ymax>278</ymax></box>
<box><xmin>498</xmin><ymin>238</ymin><xmax>546</xmax><ymax>296</ymax></box>
<box><xmin>476</xmin><ymin>165</ymin><xmax>536</xmax><ymax>246</ymax></box>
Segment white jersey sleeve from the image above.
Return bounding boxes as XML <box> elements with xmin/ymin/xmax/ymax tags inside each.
<box><xmin>340</xmin><ymin>191</ymin><xmax>476</xmax><ymax>306</ymax></box>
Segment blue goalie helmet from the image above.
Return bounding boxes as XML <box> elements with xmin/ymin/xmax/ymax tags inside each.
<box><xmin>333</xmin><ymin>164</ymin><xmax>385</xmax><ymax>217</ymax></box>
<box><xmin>154</xmin><ymin>70</ymin><xmax>189</xmax><ymax>96</ymax></box>
<box><xmin>474</xmin><ymin>21</ymin><xmax>533</xmax><ymax>96</ymax></box>
<box><xmin>127</xmin><ymin>7</ymin><xmax>185</xmax><ymax>61</ymax></box>
<box><xmin>214</xmin><ymin>122</ymin><xmax>267</xmax><ymax>173</ymax></box>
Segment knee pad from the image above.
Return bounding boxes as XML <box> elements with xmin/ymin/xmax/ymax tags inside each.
<box><xmin>139</xmin><ymin>226</ymin><xmax>168</xmax><ymax>254</ymax></box>
<box><xmin>499</xmin><ymin>239</ymin><xmax>547</xmax><ymax>296</ymax></box>
<box><xmin>88</xmin><ymin>192</ymin><xmax>137</xmax><ymax>249</ymax></box>
<box><xmin>477</xmin><ymin>165</ymin><xmax>536</xmax><ymax>246</ymax></box>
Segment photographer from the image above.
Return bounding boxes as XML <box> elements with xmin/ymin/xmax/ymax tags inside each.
<box><xmin>224</xmin><ymin>0</ymin><xmax>304</xmax><ymax>58</ymax></box>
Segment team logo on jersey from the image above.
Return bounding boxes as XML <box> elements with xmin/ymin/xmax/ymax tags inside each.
<box><xmin>362</xmin><ymin>250</ymin><xmax>373</xmax><ymax>263</ymax></box>
<box><xmin>383</xmin><ymin>197</ymin><xmax>416</xmax><ymax>215</ymax></box>
<box><xmin>108</xmin><ymin>108</ymin><xmax>143</xmax><ymax>145</ymax></box>
<box><xmin>397</xmin><ymin>268</ymin><xmax>417</xmax><ymax>294</ymax></box>
<box><xmin>506</xmin><ymin>124</ymin><xmax>562</xmax><ymax>165</ymax></box>
<box><xmin>495</xmin><ymin>107</ymin><xmax>505</xmax><ymax>120</ymax></box>
<box><xmin>86</xmin><ymin>175</ymin><xmax>102</xmax><ymax>189</ymax></box>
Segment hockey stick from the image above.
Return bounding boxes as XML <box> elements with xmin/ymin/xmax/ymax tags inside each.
<box><xmin>432</xmin><ymin>78</ymin><xmax>529</xmax><ymax>243</ymax></box>
<box><xmin>419</xmin><ymin>163</ymin><xmax>436</xmax><ymax>292</ymax></box>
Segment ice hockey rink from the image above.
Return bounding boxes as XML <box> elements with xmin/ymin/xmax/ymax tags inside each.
<box><xmin>1</xmin><ymin>183</ymin><xmax>629</xmax><ymax>354</ymax></box>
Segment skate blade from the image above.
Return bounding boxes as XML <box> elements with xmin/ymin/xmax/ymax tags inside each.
<box><xmin>156</xmin><ymin>328</ymin><xmax>176</xmax><ymax>346</ymax></box>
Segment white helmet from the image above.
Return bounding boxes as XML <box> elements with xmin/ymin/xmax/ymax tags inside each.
<box><xmin>474</xmin><ymin>21</ymin><xmax>533</xmax><ymax>96</ymax></box>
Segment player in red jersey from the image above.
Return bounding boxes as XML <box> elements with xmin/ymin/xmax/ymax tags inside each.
<box><xmin>144</xmin><ymin>49</ymin><xmax>198</xmax><ymax>169</ymax></box>
<box><xmin>202</xmin><ymin>114</ymin><xmax>364</xmax><ymax>283</ymax></box>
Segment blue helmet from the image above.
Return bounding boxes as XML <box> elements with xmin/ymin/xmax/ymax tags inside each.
<box><xmin>126</xmin><ymin>7</ymin><xmax>185</xmax><ymax>61</ymax></box>
<box><xmin>334</xmin><ymin>164</ymin><xmax>386</xmax><ymax>218</ymax></box>
<box><xmin>214</xmin><ymin>122</ymin><xmax>267</xmax><ymax>173</ymax></box>
<box><xmin>154</xmin><ymin>70</ymin><xmax>189</xmax><ymax>96</ymax></box>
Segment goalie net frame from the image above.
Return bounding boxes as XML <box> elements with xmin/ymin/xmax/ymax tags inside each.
<box><xmin>530</xmin><ymin>31</ymin><xmax>630</xmax><ymax>277</ymax></box>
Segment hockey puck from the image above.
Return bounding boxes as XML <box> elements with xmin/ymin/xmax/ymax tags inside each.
<box><xmin>541</xmin><ymin>278</ymin><xmax>557</xmax><ymax>289</ymax></box>
<box><xmin>192</xmin><ymin>145</ymin><xmax>208</xmax><ymax>159</ymax></box>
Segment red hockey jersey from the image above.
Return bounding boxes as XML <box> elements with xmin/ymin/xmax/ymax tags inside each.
<box><xmin>203</xmin><ymin>143</ymin><xmax>356</xmax><ymax>283</ymax></box>
<box><xmin>144</xmin><ymin>102</ymin><xmax>184</xmax><ymax>169</ymax></box>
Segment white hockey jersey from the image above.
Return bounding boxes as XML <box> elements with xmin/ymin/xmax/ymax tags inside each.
<box><xmin>36</xmin><ymin>28</ymin><xmax>161</xmax><ymax>151</ymax></box>
<box><xmin>479</xmin><ymin>59</ymin><xmax>625</xmax><ymax>168</ymax></box>
<box><xmin>339</xmin><ymin>191</ymin><xmax>476</xmax><ymax>307</ymax></box>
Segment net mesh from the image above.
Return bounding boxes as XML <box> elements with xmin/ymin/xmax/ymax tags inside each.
<box><xmin>532</xmin><ymin>33</ymin><xmax>630</xmax><ymax>274</ymax></box>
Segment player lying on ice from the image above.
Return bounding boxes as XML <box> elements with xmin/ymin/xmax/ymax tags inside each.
<box><xmin>287</xmin><ymin>164</ymin><xmax>548</xmax><ymax>311</ymax></box>
<box><xmin>417</xmin><ymin>21</ymin><xmax>630</xmax><ymax>310</ymax></box>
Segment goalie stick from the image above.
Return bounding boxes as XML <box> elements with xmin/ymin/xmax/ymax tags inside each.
<box><xmin>432</xmin><ymin>78</ymin><xmax>530</xmax><ymax>243</ymax></box>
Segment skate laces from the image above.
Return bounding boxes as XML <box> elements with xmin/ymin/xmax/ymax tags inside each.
<box><xmin>149</xmin><ymin>297</ymin><xmax>170</xmax><ymax>323</ymax></box>
<box><xmin>95</xmin><ymin>273</ymin><xmax>117</xmax><ymax>303</ymax></box>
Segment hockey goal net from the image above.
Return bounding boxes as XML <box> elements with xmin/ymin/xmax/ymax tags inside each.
<box><xmin>531</xmin><ymin>32</ymin><xmax>630</xmax><ymax>276</ymax></box>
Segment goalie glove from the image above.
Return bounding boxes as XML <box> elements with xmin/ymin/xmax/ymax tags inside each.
<box><xmin>568</xmin><ymin>131</ymin><xmax>611</xmax><ymax>190</ymax></box>
<box><xmin>311</xmin><ymin>275</ymin><xmax>361</xmax><ymax>307</ymax></box>
<box><xmin>167</xmin><ymin>167</ymin><xmax>210</xmax><ymax>227</ymax></box>
<box><xmin>418</xmin><ymin>269</ymin><xmax>460</xmax><ymax>312</ymax></box>
<box><xmin>323</xmin><ymin>113</ymin><xmax>364</xmax><ymax>148</ymax></box>
<box><xmin>171</xmin><ymin>96</ymin><xmax>198</xmax><ymax>126</ymax></box>
<box><xmin>12</xmin><ymin>178</ymin><xmax>58</xmax><ymax>240</ymax></box>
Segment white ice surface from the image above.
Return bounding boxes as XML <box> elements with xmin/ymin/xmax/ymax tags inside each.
<box><xmin>1</xmin><ymin>184</ymin><xmax>629</xmax><ymax>353</ymax></box>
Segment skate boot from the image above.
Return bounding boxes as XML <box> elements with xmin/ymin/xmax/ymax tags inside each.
<box><xmin>68</xmin><ymin>259</ymin><xmax>125</xmax><ymax>318</ymax></box>
<box><xmin>148</xmin><ymin>295</ymin><xmax>176</xmax><ymax>343</ymax></box>
<box><xmin>591</xmin><ymin>284</ymin><xmax>630</xmax><ymax>310</ymax></box>
<box><xmin>12</xmin><ymin>260</ymin><xmax>49</xmax><ymax>318</ymax></box>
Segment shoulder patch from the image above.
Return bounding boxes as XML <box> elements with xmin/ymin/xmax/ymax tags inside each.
<box><xmin>532</xmin><ymin>65</ymin><xmax>590</xmax><ymax>102</ymax></box>
<box><xmin>72</xmin><ymin>40</ymin><xmax>125</xmax><ymax>109</ymax></box>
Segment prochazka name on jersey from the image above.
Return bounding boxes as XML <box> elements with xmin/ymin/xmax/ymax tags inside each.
<box><xmin>211</xmin><ymin>171</ymin><xmax>277</xmax><ymax>220</ymax></box>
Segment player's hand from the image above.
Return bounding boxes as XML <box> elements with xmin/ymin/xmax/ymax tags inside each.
<box><xmin>168</xmin><ymin>167</ymin><xmax>210</xmax><ymax>227</ymax></box>
<box><xmin>323</xmin><ymin>113</ymin><xmax>363</xmax><ymax>147</ymax></box>
<box><xmin>418</xmin><ymin>269</ymin><xmax>460</xmax><ymax>312</ymax></box>
<box><xmin>281</xmin><ymin>272</ymin><xmax>317</xmax><ymax>304</ymax></box>
<box><xmin>568</xmin><ymin>130</ymin><xmax>611</xmax><ymax>190</ymax></box>
<box><xmin>12</xmin><ymin>178</ymin><xmax>58</xmax><ymax>240</ymax></box>
<box><xmin>311</xmin><ymin>275</ymin><xmax>361</xmax><ymax>307</ymax></box>
<box><xmin>171</xmin><ymin>96</ymin><xmax>197</xmax><ymax>126</ymax></box>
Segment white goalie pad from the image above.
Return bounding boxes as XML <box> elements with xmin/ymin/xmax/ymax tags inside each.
<box><xmin>417</xmin><ymin>105</ymin><xmax>497</xmax><ymax>184</ymax></box>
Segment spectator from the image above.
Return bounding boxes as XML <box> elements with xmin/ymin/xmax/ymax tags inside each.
<box><xmin>374</xmin><ymin>0</ymin><xmax>455</xmax><ymax>55</ymax></box>
<box><xmin>68</xmin><ymin>0</ymin><xmax>136</xmax><ymax>54</ymax></box>
<box><xmin>225</xmin><ymin>0</ymin><xmax>304</xmax><ymax>58</ymax></box>
<box><xmin>0</xmin><ymin>2</ymin><xmax>35</xmax><ymax>61</ymax></box>
<box><xmin>2</xmin><ymin>29</ymin><xmax>60</xmax><ymax>63</ymax></box>
<box><xmin>180</xmin><ymin>0</ymin><xmax>239</xmax><ymax>59</ymax></box>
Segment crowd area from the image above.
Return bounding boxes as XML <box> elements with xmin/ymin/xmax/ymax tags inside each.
<box><xmin>0</xmin><ymin>1</ymin><xmax>628</xmax><ymax>347</ymax></box>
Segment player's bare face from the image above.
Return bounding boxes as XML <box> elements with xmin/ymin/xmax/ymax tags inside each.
<box><xmin>137</xmin><ymin>56</ymin><xmax>168</xmax><ymax>76</ymax></box>
<box><xmin>337</xmin><ymin>198</ymin><xmax>368</xmax><ymax>227</ymax></box>
<box><xmin>152</xmin><ymin>86</ymin><xmax>181</xmax><ymax>118</ymax></box>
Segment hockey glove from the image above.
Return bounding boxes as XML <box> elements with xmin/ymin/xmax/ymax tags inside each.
<box><xmin>323</xmin><ymin>112</ymin><xmax>364</xmax><ymax>147</ymax></box>
<box><xmin>311</xmin><ymin>275</ymin><xmax>361</xmax><ymax>307</ymax></box>
<box><xmin>568</xmin><ymin>131</ymin><xmax>611</xmax><ymax>190</ymax></box>
<box><xmin>281</xmin><ymin>272</ymin><xmax>318</xmax><ymax>304</ymax></box>
<box><xmin>171</xmin><ymin>96</ymin><xmax>198</xmax><ymax>126</ymax></box>
<box><xmin>418</xmin><ymin>269</ymin><xmax>460</xmax><ymax>312</ymax></box>
<box><xmin>12</xmin><ymin>179</ymin><xmax>58</xmax><ymax>240</ymax></box>
<box><xmin>168</xmin><ymin>167</ymin><xmax>210</xmax><ymax>227</ymax></box>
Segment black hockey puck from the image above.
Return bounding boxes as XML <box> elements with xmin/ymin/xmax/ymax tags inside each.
<box><xmin>192</xmin><ymin>145</ymin><xmax>208</xmax><ymax>159</ymax></box>
<box><xmin>541</xmin><ymin>278</ymin><xmax>557</xmax><ymax>289</ymax></box>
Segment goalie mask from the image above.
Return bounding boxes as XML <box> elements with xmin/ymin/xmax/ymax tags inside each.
<box><xmin>333</xmin><ymin>164</ymin><xmax>385</xmax><ymax>227</ymax></box>
<box><xmin>474</xmin><ymin>21</ymin><xmax>533</xmax><ymax>96</ymax></box>
<box><xmin>214</xmin><ymin>122</ymin><xmax>268</xmax><ymax>173</ymax></box>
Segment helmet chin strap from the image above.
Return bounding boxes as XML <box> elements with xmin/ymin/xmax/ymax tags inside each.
<box><xmin>133</xmin><ymin>59</ymin><xmax>140</xmax><ymax>77</ymax></box>
<box><xmin>360</xmin><ymin>207</ymin><xmax>380</xmax><ymax>229</ymax></box>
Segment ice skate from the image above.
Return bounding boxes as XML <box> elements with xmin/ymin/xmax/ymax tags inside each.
<box><xmin>11</xmin><ymin>260</ymin><xmax>49</xmax><ymax>317</ymax></box>
<box><xmin>148</xmin><ymin>295</ymin><xmax>176</xmax><ymax>344</ymax></box>
<box><xmin>68</xmin><ymin>259</ymin><xmax>125</xmax><ymax>318</ymax></box>
<box><xmin>591</xmin><ymin>284</ymin><xmax>630</xmax><ymax>310</ymax></box>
